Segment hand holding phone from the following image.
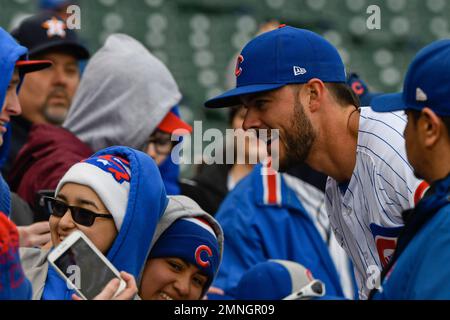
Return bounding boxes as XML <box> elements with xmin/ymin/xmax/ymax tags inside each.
<box><xmin>48</xmin><ymin>230</ymin><xmax>126</xmax><ymax>300</ymax></box>
<box><xmin>72</xmin><ymin>271</ymin><xmax>137</xmax><ymax>300</ymax></box>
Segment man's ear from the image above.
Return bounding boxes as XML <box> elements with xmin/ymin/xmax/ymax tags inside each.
<box><xmin>302</xmin><ymin>78</ymin><xmax>325</xmax><ymax>112</ymax></box>
<box><xmin>421</xmin><ymin>107</ymin><xmax>442</xmax><ymax>148</ymax></box>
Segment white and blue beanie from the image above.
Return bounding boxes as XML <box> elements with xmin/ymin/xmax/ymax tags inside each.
<box><xmin>55</xmin><ymin>155</ymin><xmax>131</xmax><ymax>231</ymax></box>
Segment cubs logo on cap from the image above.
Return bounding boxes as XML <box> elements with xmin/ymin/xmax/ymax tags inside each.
<box><xmin>235</xmin><ymin>55</ymin><xmax>244</xmax><ymax>77</ymax></box>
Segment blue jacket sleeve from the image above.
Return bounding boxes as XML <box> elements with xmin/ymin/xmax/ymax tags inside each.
<box><xmin>213</xmin><ymin>202</ymin><xmax>266</xmax><ymax>296</ymax></box>
<box><xmin>407</xmin><ymin>213</ymin><xmax>450</xmax><ymax>299</ymax></box>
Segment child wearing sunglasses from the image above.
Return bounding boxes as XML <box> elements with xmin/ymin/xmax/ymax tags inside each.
<box><xmin>74</xmin><ymin>196</ymin><xmax>224</xmax><ymax>301</ymax></box>
<box><xmin>19</xmin><ymin>146</ymin><xmax>168</xmax><ymax>300</ymax></box>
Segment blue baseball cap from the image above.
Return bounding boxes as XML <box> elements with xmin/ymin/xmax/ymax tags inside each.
<box><xmin>39</xmin><ymin>0</ymin><xmax>73</xmax><ymax>10</ymax></box>
<box><xmin>347</xmin><ymin>72</ymin><xmax>382</xmax><ymax>106</ymax></box>
<box><xmin>371</xmin><ymin>40</ymin><xmax>450</xmax><ymax>117</ymax></box>
<box><xmin>204</xmin><ymin>25</ymin><xmax>346</xmax><ymax>108</ymax></box>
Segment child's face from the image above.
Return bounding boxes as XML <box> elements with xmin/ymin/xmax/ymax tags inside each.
<box><xmin>49</xmin><ymin>182</ymin><xmax>118</xmax><ymax>254</ymax></box>
<box><xmin>140</xmin><ymin>257</ymin><xmax>208</xmax><ymax>300</ymax></box>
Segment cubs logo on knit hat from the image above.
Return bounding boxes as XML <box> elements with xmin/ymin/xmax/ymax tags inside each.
<box><xmin>205</xmin><ymin>25</ymin><xmax>346</xmax><ymax>108</ymax></box>
<box><xmin>149</xmin><ymin>217</ymin><xmax>220</xmax><ymax>292</ymax></box>
<box><xmin>371</xmin><ymin>39</ymin><xmax>450</xmax><ymax>117</ymax></box>
<box><xmin>55</xmin><ymin>154</ymin><xmax>131</xmax><ymax>230</ymax></box>
<box><xmin>11</xmin><ymin>12</ymin><xmax>90</xmax><ymax>60</ymax></box>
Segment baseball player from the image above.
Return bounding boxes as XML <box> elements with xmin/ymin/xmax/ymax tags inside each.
<box><xmin>369</xmin><ymin>40</ymin><xmax>450</xmax><ymax>299</ymax></box>
<box><xmin>204</xmin><ymin>25</ymin><xmax>427</xmax><ymax>299</ymax></box>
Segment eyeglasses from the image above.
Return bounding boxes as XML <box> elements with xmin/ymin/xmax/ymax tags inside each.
<box><xmin>145</xmin><ymin>131</ymin><xmax>178</xmax><ymax>156</ymax></box>
<box><xmin>42</xmin><ymin>196</ymin><xmax>113</xmax><ymax>227</ymax></box>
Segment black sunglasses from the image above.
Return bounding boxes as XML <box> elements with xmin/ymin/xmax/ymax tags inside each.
<box><xmin>42</xmin><ymin>196</ymin><xmax>113</xmax><ymax>227</ymax></box>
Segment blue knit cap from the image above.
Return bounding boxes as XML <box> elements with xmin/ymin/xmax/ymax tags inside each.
<box><xmin>149</xmin><ymin>217</ymin><xmax>220</xmax><ymax>291</ymax></box>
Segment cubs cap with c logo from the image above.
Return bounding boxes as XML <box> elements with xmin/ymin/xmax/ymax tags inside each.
<box><xmin>204</xmin><ymin>25</ymin><xmax>346</xmax><ymax>109</ymax></box>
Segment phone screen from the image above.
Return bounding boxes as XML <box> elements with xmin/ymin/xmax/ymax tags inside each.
<box><xmin>53</xmin><ymin>238</ymin><xmax>118</xmax><ymax>300</ymax></box>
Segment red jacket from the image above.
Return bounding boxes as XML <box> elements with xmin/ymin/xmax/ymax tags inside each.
<box><xmin>9</xmin><ymin>124</ymin><xmax>93</xmax><ymax>207</ymax></box>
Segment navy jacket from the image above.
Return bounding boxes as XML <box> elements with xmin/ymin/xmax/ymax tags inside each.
<box><xmin>373</xmin><ymin>174</ymin><xmax>450</xmax><ymax>299</ymax></box>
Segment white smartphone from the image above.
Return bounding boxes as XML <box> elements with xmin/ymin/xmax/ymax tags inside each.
<box><xmin>47</xmin><ymin>230</ymin><xmax>126</xmax><ymax>300</ymax></box>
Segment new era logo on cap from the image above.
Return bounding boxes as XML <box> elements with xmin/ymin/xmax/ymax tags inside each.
<box><xmin>293</xmin><ymin>66</ymin><xmax>307</xmax><ymax>76</ymax></box>
<box><xmin>416</xmin><ymin>88</ymin><xmax>428</xmax><ymax>102</ymax></box>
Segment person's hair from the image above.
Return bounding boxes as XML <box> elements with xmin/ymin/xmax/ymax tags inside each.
<box><xmin>289</xmin><ymin>83</ymin><xmax>360</xmax><ymax>108</ymax></box>
<box><xmin>229</xmin><ymin>105</ymin><xmax>244</xmax><ymax>125</ymax></box>
<box><xmin>409</xmin><ymin>109</ymin><xmax>450</xmax><ymax>138</ymax></box>
<box><xmin>325</xmin><ymin>83</ymin><xmax>360</xmax><ymax>108</ymax></box>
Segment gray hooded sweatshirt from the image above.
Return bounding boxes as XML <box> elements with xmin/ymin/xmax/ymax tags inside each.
<box><xmin>63</xmin><ymin>33</ymin><xmax>181</xmax><ymax>151</ymax></box>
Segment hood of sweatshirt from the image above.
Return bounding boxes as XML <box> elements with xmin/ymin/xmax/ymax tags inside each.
<box><xmin>91</xmin><ymin>146</ymin><xmax>169</xmax><ymax>281</ymax></box>
<box><xmin>62</xmin><ymin>33</ymin><xmax>181</xmax><ymax>152</ymax></box>
<box><xmin>0</xmin><ymin>27</ymin><xmax>28</xmax><ymax>169</ymax></box>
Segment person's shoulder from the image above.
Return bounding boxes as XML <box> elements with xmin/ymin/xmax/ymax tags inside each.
<box><xmin>359</xmin><ymin>107</ymin><xmax>407</xmax><ymax>141</ymax></box>
<box><xmin>357</xmin><ymin>107</ymin><xmax>411</xmax><ymax>168</ymax></box>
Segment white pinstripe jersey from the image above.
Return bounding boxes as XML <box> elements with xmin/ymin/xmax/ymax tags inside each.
<box><xmin>325</xmin><ymin>107</ymin><xmax>429</xmax><ymax>300</ymax></box>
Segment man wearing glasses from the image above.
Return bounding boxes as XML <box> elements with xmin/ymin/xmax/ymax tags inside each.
<box><xmin>143</xmin><ymin>107</ymin><xmax>192</xmax><ymax>196</ymax></box>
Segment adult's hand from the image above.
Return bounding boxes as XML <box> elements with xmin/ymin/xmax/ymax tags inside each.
<box><xmin>18</xmin><ymin>222</ymin><xmax>51</xmax><ymax>248</ymax></box>
<box><xmin>72</xmin><ymin>271</ymin><xmax>138</xmax><ymax>300</ymax></box>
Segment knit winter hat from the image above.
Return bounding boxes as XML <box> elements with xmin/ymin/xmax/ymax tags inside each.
<box><xmin>235</xmin><ymin>260</ymin><xmax>315</xmax><ymax>300</ymax></box>
<box><xmin>149</xmin><ymin>217</ymin><xmax>220</xmax><ymax>291</ymax></box>
<box><xmin>55</xmin><ymin>155</ymin><xmax>131</xmax><ymax>231</ymax></box>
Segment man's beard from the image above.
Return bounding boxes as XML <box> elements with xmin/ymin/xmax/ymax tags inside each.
<box><xmin>278</xmin><ymin>101</ymin><xmax>316</xmax><ymax>172</ymax></box>
<box><xmin>42</xmin><ymin>88</ymin><xmax>70</xmax><ymax>125</ymax></box>
<box><xmin>43</xmin><ymin>106</ymin><xmax>69</xmax><ymax>125</ymax></box>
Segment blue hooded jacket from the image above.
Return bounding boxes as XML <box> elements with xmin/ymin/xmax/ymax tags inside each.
<box><xmin>41</xmin><ymin>146</ymin><xmax>168</xmax><ymax>300</ymax></box>
<box><xmin>0</xmin><ymin>27</ymin><xmax>28</xmax><ymax>169</ymax></box>
<box><xmin>213</xmin><ymin>164</ymin><xmax>345</xmax><ymax>298</ymax></box>
<box><xmin>0</xmin><ymin>27</ymin><xmax>32</xmax><ymax>300</ymax></box>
